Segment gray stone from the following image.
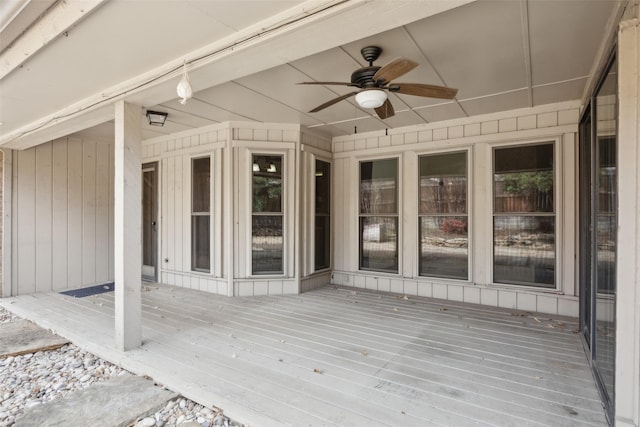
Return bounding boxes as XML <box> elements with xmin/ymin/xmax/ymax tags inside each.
<box><xmin>136</xmin><ymin>417</ymin><xmax>156</xmax><ymax>427</ymax></box>
<box><xmin>0</xmin><ymin>321</ymin><xmax>68</xmax><ymax>358</ymax></box>
<box><xmin>213</xmin><ymin>414</ymin><xmax>227</xmax><ymax>427</ymax></box>
<box><xmin>14</xmin><ymin>375</ymin><xmax>177</xmax><ymax>427</ymax></box>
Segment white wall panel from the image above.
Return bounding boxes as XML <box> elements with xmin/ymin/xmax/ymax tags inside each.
<box><xmin>95</xmin><ymin>141</ymin><xmax>110</xmax><ymax>283</ymax></box>
<box><xmin>82</xmin><ymin>140</ymin><xmax>96</xmax><ymax>285</ymax></box>
<box><xmin>108</xmin><ymin>142</ymin><xmax>115</xmax><ymax>282</ymax></box>
<box><xmin>51</xmin><ymin>141</ymin><xmax>68</xmax><ymax>290</ymax></box>
<box><xmin>332</xmin><ymin>158</ymin><xmax>346</xmax><ymax>272</ymax></box>
<box><xmin>17</xmin><ymin>147</ymin><xmax>36</xmax><ymax>294</ymax></box>
<box><xmin>35</xmin><ymin>144</ymin><xmax>53</xmax><ymax>293</ymax></box>
<box><xmin>66</xmin><ymin>138</ymin><xmax>83</xmax><ymax>289</ymax></box>
<box><xmin>165</xmin><ymin>156</ymin><xmax>175</xmax><ymax>271</ymax></box>
<box><xmin>174</xmin><ymin>155</ymin><xmax>184</xmax><ymax>271</ymax></box>
<box><xmin>12</xmin><ymin>136</ymin><xmax>113</xmax><ymax>295</ymax></box>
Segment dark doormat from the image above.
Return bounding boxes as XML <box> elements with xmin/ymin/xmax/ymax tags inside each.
<box><xmin>60</xmin><ymin>282</ymin><xmax>114</xmax><ymax>298</ymax></box>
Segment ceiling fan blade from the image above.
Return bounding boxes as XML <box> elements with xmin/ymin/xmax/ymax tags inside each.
<box><xmin>374</xmin><ymin>99</ymin><xmax>395</xmax><ymax>120</ymax></box>
<box><xmin>373</xmin><ymin>58</ymin><xmax>418</xmax><ymax>83</ymax></box>
<box><xmin>390</xmin><ymin>83</ymin><xmax>458</xmax><ymax>99</ymax></box>
<box><xmin>298</xmin><ymin>81</ymin><xmax>354</xmax><ymax>86</ymax></box>
<box><xmin>309</xmin><ymin>92</ymin><xmax>358</xmax><ymax>113</ymax></box>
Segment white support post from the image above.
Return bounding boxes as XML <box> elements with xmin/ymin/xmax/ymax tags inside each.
<box><xmin>114</xmin><ymin>101</ymin><xmax>142</xmax><ymax>351</ymax></box>
<box><xmin>616</xmin><ymin>14</ymin><xmax>640</xmax><ymax>427</ymax></box>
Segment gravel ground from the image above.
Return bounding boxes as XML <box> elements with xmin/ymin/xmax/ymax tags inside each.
<box><xmin>0</xmin><ymin>307</ymin><xmax>236</xmax><ymax>427</ymax></box>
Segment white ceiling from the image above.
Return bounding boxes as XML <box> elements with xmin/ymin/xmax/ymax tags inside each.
<box><xmin>0</xmin><ymin>0</ymin><xmax>621</xmax><ymax>147</ymax></box>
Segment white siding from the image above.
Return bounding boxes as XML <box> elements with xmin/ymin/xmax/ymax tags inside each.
<box><xmin>147</xmin><ymin>124</ymin><xmax>229</xmax><ymax>295</ymax></box>
<box><xmin>331</xmin><ymin>101</ymin><xmax>581</xmax><ymax>317</ymax></box>
<box><xmin>35</xmin><ymin>144</ymin><xmax>53</xmax><ymax>293</ymax></box>
<box><xmin>16</xmin><ymin>147</ymin><xmax>36</xmax><ymax>294</ymax></box>
<box><xmin>143</xmin><ymin>122</ymin><xmax>318</xmax><ymax>297</ymax></box>
<box><xmin>66</xmin><ymin>138</ymin><xmax>83</xmax><ymax>289</ymax></box>
<box><xmin>12</xmin><ymin>136</ymin><xmax>114</xmax><ymax>295</ymax></box>
<box><xmin>51</xmin><ymin>141</ymin><xmax>68</xmax><ymax>290</ymax></box>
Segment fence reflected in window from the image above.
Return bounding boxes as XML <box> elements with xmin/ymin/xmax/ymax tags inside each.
<box><xmin>493</xmin><ymin>143</ymin><xmax>555</xmax><ymax>287</ymax></box>
<box><xmin>419</xmin><ymin>152</ymin><xmax>468</xmax><ymax>279</ymax></box>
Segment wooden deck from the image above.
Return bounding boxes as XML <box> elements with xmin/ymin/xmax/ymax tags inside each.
<box><xmin>0</xmin><ymin>285</ymin><xmax>607</xmax><ymax>427</ymax></box>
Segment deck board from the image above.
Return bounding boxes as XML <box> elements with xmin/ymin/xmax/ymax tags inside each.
<box><xmin>0</xmin><ymin>285</ymin><xmax>607</xmax><ymax>427</ymax></box>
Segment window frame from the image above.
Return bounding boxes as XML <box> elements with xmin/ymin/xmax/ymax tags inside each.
<box><xmin>190</xmin><ymin>155</ymin><xmax>212</xmax><ymax>273</ymax></box>
<box><xmin>417</xmin><ymin>149</ymin><xmax>470</xmax><ymax>281</ymax></box>
<box><xmin>358</xmin><ymin>155</ymin><xmax>401</xmax><ymax>275</ymax></box>
<box><xmin>490</xmin><ymin>139</ymin><xmax>561</xmax><ymax>290</ymax></box>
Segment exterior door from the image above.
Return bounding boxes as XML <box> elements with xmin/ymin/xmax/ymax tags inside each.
<box><xmin>579</xmin><ymin>53</ymin><xmax>617</xmax><ymax>425</ymax></box>
<box><xmin>142</xmin><ymin>163</ymin><xmax>158</xmax><ymax>281</ymax></box>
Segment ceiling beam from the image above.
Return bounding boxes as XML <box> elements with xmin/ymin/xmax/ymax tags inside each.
<box><xmin>0</xmin><ymin>0</ymin><xmax>107</xmax><ymax>80</ymax></box>
<box><xmin>519</xmin><ymin>0</ymin><xmax>534</xmax><ymax>108</ymax></box>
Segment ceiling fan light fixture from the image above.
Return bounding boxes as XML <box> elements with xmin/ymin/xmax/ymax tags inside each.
<box><xmin>355</xmin><ymin>89</ymin><xmax>387</xmax><ymax>109</ymax></box>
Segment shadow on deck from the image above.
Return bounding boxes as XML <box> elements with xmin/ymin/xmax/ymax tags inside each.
<box><xmin>0</xmin><ymin>284</ymin><xmax>606</xmax><ymax>427</ymax></box>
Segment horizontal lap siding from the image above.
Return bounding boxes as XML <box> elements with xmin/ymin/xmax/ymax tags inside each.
<box><xmin>12</xmin><ymin>137</ymin><xmax>113</xmax><ymax>295</ymax></box>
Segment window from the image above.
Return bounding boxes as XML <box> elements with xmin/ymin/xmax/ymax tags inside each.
<box><xmin>419</xmin><ymin>152</ymin><xmax>468</xmax><ymax>279</ymax></box>
<box><xmin>191</xmin><ymin>157</ymin><xmax>210</xmax><ymax>272</ymax></box>
<box><xmin>359</xmin><ymin>158</ymin><xmax>398</xmax><ymax>273</ymax></box>
<box><xmin>493</xmin><ymin>143</ymin><xmax>555</xmax><ymax>287</ymax></box>
<box><xmin>315</xmin><ymin>160</ymin><xmax>330</xmax><ymax>271</ymax></box>
<box><xmin>252</xmin><ymin>155</ymin><xmax>284</xmax><ymax>275</ymax></box>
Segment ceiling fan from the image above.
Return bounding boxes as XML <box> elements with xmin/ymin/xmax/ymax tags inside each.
<box><xmin>299</xmin><ymin>46</ymin><xmax>458</xmax><ymax>120</ymax></box>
